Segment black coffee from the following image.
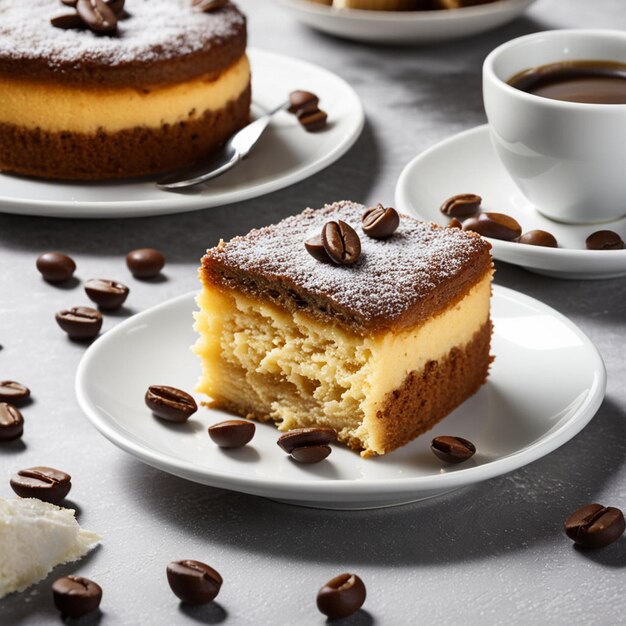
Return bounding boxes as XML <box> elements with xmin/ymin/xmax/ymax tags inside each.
<box><xmin>508</xmin><ymin>60</ymin><xmax>626</xmax><ymax>104</ymax></box>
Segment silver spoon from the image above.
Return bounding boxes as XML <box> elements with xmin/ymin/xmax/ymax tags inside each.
<box><xmin>156</xmin><ymin>100</ymin><xmax>289</xmax><ymax>191</ymax></box>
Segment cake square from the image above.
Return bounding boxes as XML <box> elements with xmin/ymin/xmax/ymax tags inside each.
<box><xmin>195</xmin><ymin>200</ymin><xmax>493</xmax><ymax>457</ymax></box>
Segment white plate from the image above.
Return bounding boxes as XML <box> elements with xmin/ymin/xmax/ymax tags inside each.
<box><xmin>0</xmin><ymin>49</ymin><xmax>364</xmax><ymax>219</ymax></box>
<box><xmin>396</xmin><ymin>125</ymin><xmax>626</xmax><ymax>279</ymax></box>
<box><xmin>76</xmin><ymin>286</ymin><xmax>605</xmax><ymax>510</ymax></box>
<box><xmin>276</xmin><ymin>0</ymin><xmax>536</xmax><ymax>45</ymax></box>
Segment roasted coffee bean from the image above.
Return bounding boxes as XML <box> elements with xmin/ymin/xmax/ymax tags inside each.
<box><xmin>304</xmin><ymin>233</ymin><xmax>332</xmax><ymax>263</ymax></box>
<box><xmin>517</xmin><ymin>230</ymin><xmax>558</xmax><ymax>248</ymax></box>
<box><xmin>0</xmin><ymin>403</ymin><xmax>23</xmax><ymax>442</ymax></box>
<box><xmin>167</xmin><ymin>560</ymin><xmax>223</xmax><ymax>604</ymax></box>
<box><xmin>145</xmin><ymin>385</ymin><xmax>197</xmax><ymax>423</ymax></box>
<box><xmin>430</xmin><ymin>435</ymin><xmax>476</xmax><ymax>464</ymax></box>
<box><xmin>0</xmin><ymin>381</ymin><xmax>30</xmax><ymax>405</ymax></box>
<box><xmin>62</xmin><ymin>0</ymin><xmax>79</xmax><ymax>6</ymax></box>
<box><xmin>36</xmin><ymin>252</ymin><xmax>76</xmax><ymax>283</ymax></box>
<box><xmin>10</xmin><ymin>467</ymin><xmax>71</xmax><ymax>504</ymax></box>
<box><xmin>84</xmin><ymin>278</ymin><xmax>129</xmax><ymax>310</ymax></box>
<box><xmin>193</xmin><ymin>0</ymin><xmax>228</xmax><ymax>12</ymax></box>
<box><xmin>106</xmin><ymin>0</ymin><xmax>125</xmax><ymax>15</ymax></box>
<box><xmin>52</xmin><ymin>576</ymin><xmax>102</xmax><ymax>618</ymax></box>
<box><xmin>585</xmin><ymin>230</ymin><xmax>625</xmax><ymax>250</ymax></box>
<box><xmin>447</xmin><ymin>217</ymin><xmax>463</xmax><ymax>229</ymax></box>
<box><xmin>56</xmin><ymin>306</ymin><xmax>103</xmax><ymax>340</ymax></box>
<box><xmin>440</xmin><ymin>193</ymin><xmax>482</xmax><ymax>217</ymax></box>
<box><xmin>277</xmin><ymin>427</ymin><xmax>337</xmax><ymax>453</ymax></box>
<box><xmin>565</xmin><ymin>503</ymin><xmax>625</xmax><ymax>549</ymax></box>
<box><xmin>463</xmin><ymin>212</ymin><xmax>522</xmax><ymax>241</ymax></box>
<box><xmin>126</xmin><ymin>248</ymin><xmax>166</xmax><ymax>279</ymax></box>
<box><xmin>361</xmin><ymin>204</ymin><xmax>400</xmax><ymax>239</ymax></box>
<box><xmin>297</xmin><ymin>108</ymin><xmax>328</xmax><ymax>132</ymax></box>
<box><xmin>288</xmin><ymin>90</ymin><xmax>319</xmax><ymax>114</ymax></box>
<box><xmin>321</xmin><ymin>221</ymin><xmax>361</xmax><ymax>266</ymax></box>
<box><xmin>208</xmin><ymin>420</ymin><xmax>255</xmax><ymax>448</ymax></box>
<box><xmin>50</xmin><ymin>13</ymin><xmax>84</xmax><ymax>29</ymax></box>
<box><xmin>76</xmin><ymin>0</ymin><xmax>118</xmax><ymax>33</ymax></box>
<box><xmin>317</xmin><ymin>573</ymin><xmax>366</xmax><ymax>620</ymax></box>
<box><xmin>291</xmin><ymin>444</ymin><xmax>331</xmax><ymax>464</ymax></box>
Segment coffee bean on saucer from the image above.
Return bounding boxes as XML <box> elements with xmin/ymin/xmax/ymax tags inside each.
<box><xmin>463</xmin><ymin>212</ymin><xmax>522</xmax><ymax>241</ymax></box>
<box><xmin>585</xmin><ymin>230</ymin><xmax>625</xmax><ymax>251</ymax></box>
<box><xmin>321</xmin><ymin>220</ymin><xmax>361</xmax><ymax>266</ymax></box>
<box><xmin>362</xmin><ymin>204</ymin><xmax>400</xmax><ymax>239</ymax></box>
<box><xmin>52</xmin><ymin>576</ymin><xmax>102</xmax><ymax>618</ymax></box>
<box><xmin>291</xmin><ymin>444</ymin><xmax>331</xmax><ymax>464</ymax></box>
<box><xmin>517</xmin><ymin>230</ymin><xmax>558</xmax><ymax>248</ymax></box>
<box><xmin>565</xmin><ymin>504</ymin><xmax>625</xmax><ymax>549</ymax></box>
<box><xmin>447</xmin><ymin>217</ymin><xmax>463</xmax><ymax>229</ymax></box>
<box><xmin>288</xmin><ymin>90</ymin><xmax>319</xmax><ymax>114</ymax></box>
<box><xmin>208</xmin><ymin>420</ymin><xmax>255</xmax><ymax>448</ymax></box>
<box><xmin>0</xmin><ymin>403</ymin><xmax>24</xmax><ymax>442</ymax></box>
<box><xmin>145</xmin><ymin>385</ymin><xmax>197</xmax><ymax>423</ymax></box>
<box><xmin>0</xmin><ymin>381</ymin><xmax>30</xmax><ymax>405</ymax></box>
<box><xmin>36</xmin><ymin>252</ymin><xmax>76</xmax><ymax>283</ymax></box>
<box><xmin>10</xmin><ymin>467</ymin><xmax>71</xmax><ymax>504</ymax></box>
<box><xmin>126</xmin><ymin>248</ymin><xmax>166</xmax><ymax>279</ymax></box>
<box><xmin>166</xmin><ymin>560</ymin><xmax>223</xmax><ymax>604</ymax></box>
<box><xmin>430</xmin><ymin>435</ymin><xmax>476</xmax><ymax>464</ymax></box>
<box><xmin>440</xmin><ymin>193</ymin><xmax>482</xmax><ymax>218</ymax></box>
<box><xmin>304</xmin><ymin>234</ymin><xmax>332</xmax><ymax>263</ymax></box>
<box><xmin>56</xmin><ymin>306</ymin><xmax>103</xmax><ymax>340</ymax></box>
<box><xmin>277</xmin><ymin>427</ymin><xmax>337</xmax><ymax>454</ymax></box>
<box><xmin>297</xmin><ymin>108</ymin><xmax>328</xmax><ymax>132</ymax></box>
<box><xmin>84</xmin><ymin>279</ymin><xmax>129</xmax><ymax>310</ymax></box>
<box><xmin>317</xmin><ymin>573</ymin><xmax>366</xmax><ymax>620</ymax></box>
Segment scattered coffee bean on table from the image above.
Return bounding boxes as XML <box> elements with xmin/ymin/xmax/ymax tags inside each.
<box><xmin>288</xmin><ymin>90</ymin><xmax>319</xmax><ymax>114</ymax></box>
<box><xmin>564</xmin><ymin>503</ymin><xmax>625</xmax><ymax>548</ymax></box>
<box><xmin>517</xmin><ymin>230</ymin><xmax>558</xmax><ymax>248</ymax></box>
<box><xmin>297</xmin><ymin>108</ymin><xmax>328</xmax><ymax>132</ymax></box>
<box><xmin>52</xmin><ymin>576</ymin><xmax>102</xmax><ymax>618</ymax></box>
<box><xmin>84</xmin><ymin>278</ymin><xmax>129</xmax><ymax>310</ymax></box>
<box><xmin>36</xmin><ymin>252</ymin><xmax>76</xmax><ymax>283</ymax></box>
<box><xmin>277</xmin><ymin>427</ymin><xmax>337</xmax><ymax>454</ymax></box>
<box><xmin>208</xmin><ymin>420</ymin><xmax>255</xmax><ymax>448</ymax></box>
<box><xmin>56</xmin><ymin>306</ymin><xmax>103</xmax><ymax>340</ymax></box>
<box><xmin>0</xmin><ymin>403</ymin><xmax>24</xmax><ymax>442</ymax></box>
<box><xmin>166</xmin><ymin>560</ymin><xmax>223</xmax><ymax>604</ymax></box>
<box><xmin>145</xmin><ymin>385</ymin><xmax>197</xmax><ymax>423</ymax></box>
<box><xmin>10</xmin><ymin>466</ymin><xmax>72</xmax><ymax>504</ymax></box>
<box><xmin>361</xmin><ymin>204</ymin><xmax>400</xmax><ymax>239</ymax></box>
<box><xmin>430</xmin><ymin>435</ymin><xmax>476</xmax><ymax>464</ymax></box>
<box><xmin>463</xmin><ymin>212</ymin><xmax>522</xmax><ymax>241</ymax></box>
<box><xmin>317</xmin><ymin>573</ymin><xmax>366</xmax><ymax>620</ymax></box>
<box><xmin>585</xmin><ymin>230</ymin><xmax>625</xmax><ymax>251</ymax></box>
<box><xmin>0</xmin><ymin>380</ymin><xmax>30</xmax><ymax>404</ymax></box>
<box><xmin>126</xmin><ymin>248</ymin><xmax>166</xmax><ymax>279</ymax></box>
<box><xmin>440</xmin><ymin>193</ymin><xmax>482</xmax><ymax>218</ymax></box>
<box><xmin>304</xmin><ymin>233</ymin><xmax>332</xmax><ymax>263</ymax></box>
<box><xmin>321</xmin><ymin>220</ymin><xmax>361</xmax><ymax>266</ymax></box>
<box><xmin>291</xmin><ymin>444</ymin><xmax>331</xmax><ymax>464</ymax></box>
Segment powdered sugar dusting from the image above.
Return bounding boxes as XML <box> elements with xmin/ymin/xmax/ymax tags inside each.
<box><xmin>0</xmin><ymin>0</ymin><xmax>244</xmax><ymax>68</ymax></box>
<box><xmin>207</xmin><ymin>201</ymin><xmax>491</xmax><ymax>323</ymax></box>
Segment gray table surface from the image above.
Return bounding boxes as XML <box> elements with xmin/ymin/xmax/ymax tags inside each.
<box><xmin>2</xmin><ymin>1</ymin><xmax>626</xmax><ymax>624</ymax></box>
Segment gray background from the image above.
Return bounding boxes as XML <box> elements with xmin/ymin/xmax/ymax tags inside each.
<box><xmin>2</xmin><ymin>0</ymin><xmax>626</xmax><ymax>623</ymax></box>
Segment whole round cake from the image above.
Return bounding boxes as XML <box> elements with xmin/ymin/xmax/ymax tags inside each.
<box><xmin>0</xmin><ymin>0</ymin><xmax>250</xmax><ymax>180</ymax></box>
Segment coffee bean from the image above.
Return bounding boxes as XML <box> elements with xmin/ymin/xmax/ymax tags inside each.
<box><xmin>193</xmin><ymin>0</ymin><xmax>228</xmax><ymax>12</ymax></box>
<box><xmin>106</xmin><ymin>0</ymin><xmax>125</xmax><ymax>15</ymax></box>
<box><xmin>84</xmin><ymin>278</ymin><xmax>129</xmax><ymax>310</ymax></box>
<box><xmin>62</xmin><ymin>0</ymin><xmax>79</xmax><ymax>6</ymax></box>
<box><xmin>126</xmin><ymin>248</ymin><xmax>165</xmax><ymax>279</ymax></box>
<box><xmin>76</xmin><ymin>0</ymin><xmax>118</xmax><ymax>33</ymax></box>
<box><xmin>304</xmin><ymin>233</ymin><xmax>332</xmax><ymax>263</ymax></box>
<box><xmin>10</xmin><ymin>467</ymin><xmax>71</xmax><ymax>504</ymax></box>
<box><xmin>36</xmin><ymin>252</ymin><xmax>76</xmax><ymax>283</ymax></box>
<box><xmin>288</xmin><ymin>90</ymin><xmax>319</xmax><ymax>114</ymax></box>
<box><xmin>56</xmin><ymin>306</ymin><xmax>103</xmax><ymax>340</ymax></box>
<box><xmin>430</xmin><ymin>435</ymin><xmax>476</xmax><ymax>464</ymax></box>
<box><xmin>0</xmin><ymin>381</ymin><xmax>30</xmax><ymax>405</ymax></box>
<box><xmin>517</xmin><ymin>230</ymin><xmax>558</xmax><ymax>248</ymax></box>
<box><xmin>52</xmin><ymin>576</ymin><xmax>102</xmax><ymax>618</ymax></box>
<box><xmin>565</xmin><ymin>503</ymin><xmax>625</xmax><ymax>549</ymax></box>
<box><xmin>166</xmin><ymin>560</ymin><xmax>223</xmax><ymax>604</ymax></box>
<box><xmin>50</xmin><ymin>13</ymin><xmax>85</xmax><ymax>29</ymax></box>
<box><xmin>447</xmin><ymin>217</ymin><xmax>463</xmax><ymax>229</ymax></box>
<box><xmin>321</xmin><ymin>221</ymin><xmax>361</xmax><ymax>266</ymax></box>
<box><xmin>440</xmin><ymin>193</ymin><xmax>482</xmax><ymax>218</ymax></box>
<box><xmin>277</xmin><ymin>427</ymin><xmax>337</xmax><ymax>453</ymax></box>
<box><xmin>463</xmin><ymin>212</ymin><xmax>522</xmax><ymax>241</ymax></box>
<box><xmin>0</xmin><ymin>403</ymin><xmax>23</xmax><ymax>442</ymax></box>
<box><xmin>361</xmin><ymin>204</ymin><xmax>400</xmax><ymax>239</ymax></box>
<box><xmin>291</xmin><ymin>444</ymin><xmax>331</xmax><ymax>464</ymax></box>
<box><xmin>297</xmin><ymin>108</ymin><xmax>328</xmax><ymax>132</ymax></box>
<box><xmin>317</xmin><ymin>573</ymin><xmax>366</xmax><ymax>620</ymax></box>
<box><xmin>145</xmin><ymin>385</ymin><xmax>197</xmax><ymax>423</ymax></box>
<box><xmin>585</xmin><ymin>230</ymin><xmax>625</xmax><ymax>250</ymax></box>
<box><xmin>208</xmin><ymin>420</ymin><xmax>255</xmax><ymax>448</ymax></box>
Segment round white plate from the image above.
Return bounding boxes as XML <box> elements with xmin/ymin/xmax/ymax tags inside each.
<box><xmin>76</xmin><ymin>286</ymin><xmax>605</xmax><ymax>510</ymax></box>
<box><xmin>0</xmin><ymin>49</ymin><xmax>364</xmax><ymax>219</ymax></box>
<box><xmin>276</xmin><ymin>0</ymin><xmax>536</xmax><ymax>45</ymax></box>
<box><xmin>396</xmin><ymin>125</ymin><xmax>626</xmax><ymax>280</ymax></box>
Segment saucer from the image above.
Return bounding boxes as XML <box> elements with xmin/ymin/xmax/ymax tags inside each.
<box><xmin>395</xmin><ymin>124</ymin><xmax>626</xmax><ymax>279</ymax></box>
<box><xmin>76</xmin><ymin>287</ymin><xmax>605</xmax><ymax>510</ymax></box>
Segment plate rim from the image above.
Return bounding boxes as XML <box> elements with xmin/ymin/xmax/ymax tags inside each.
<box><xmin>75</xmin><ymin>285</ymin><xmax>606</xmax><ymax>498</ymax></box>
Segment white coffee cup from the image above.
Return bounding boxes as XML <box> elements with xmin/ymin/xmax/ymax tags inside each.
<box><xmin>483</xmin><ymin>30</ymin><xmax>626</xmax><ymax>225</ymax></box>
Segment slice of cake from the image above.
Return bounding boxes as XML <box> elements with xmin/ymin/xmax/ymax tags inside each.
<box><xmin>195</xmin><ymin>201</ymin><xmax>493</xmax><ymax>457</ymax></box>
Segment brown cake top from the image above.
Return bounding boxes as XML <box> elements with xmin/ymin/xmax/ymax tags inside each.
<box><xmin>202</xmin><ymin>201</ymin><xmax>492</xmax><ymax>334</ymax></box>
<box><xmin>0</xmin><ymin>0</ymin><xmax>246</xmax><ymax>87</ymax></box>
